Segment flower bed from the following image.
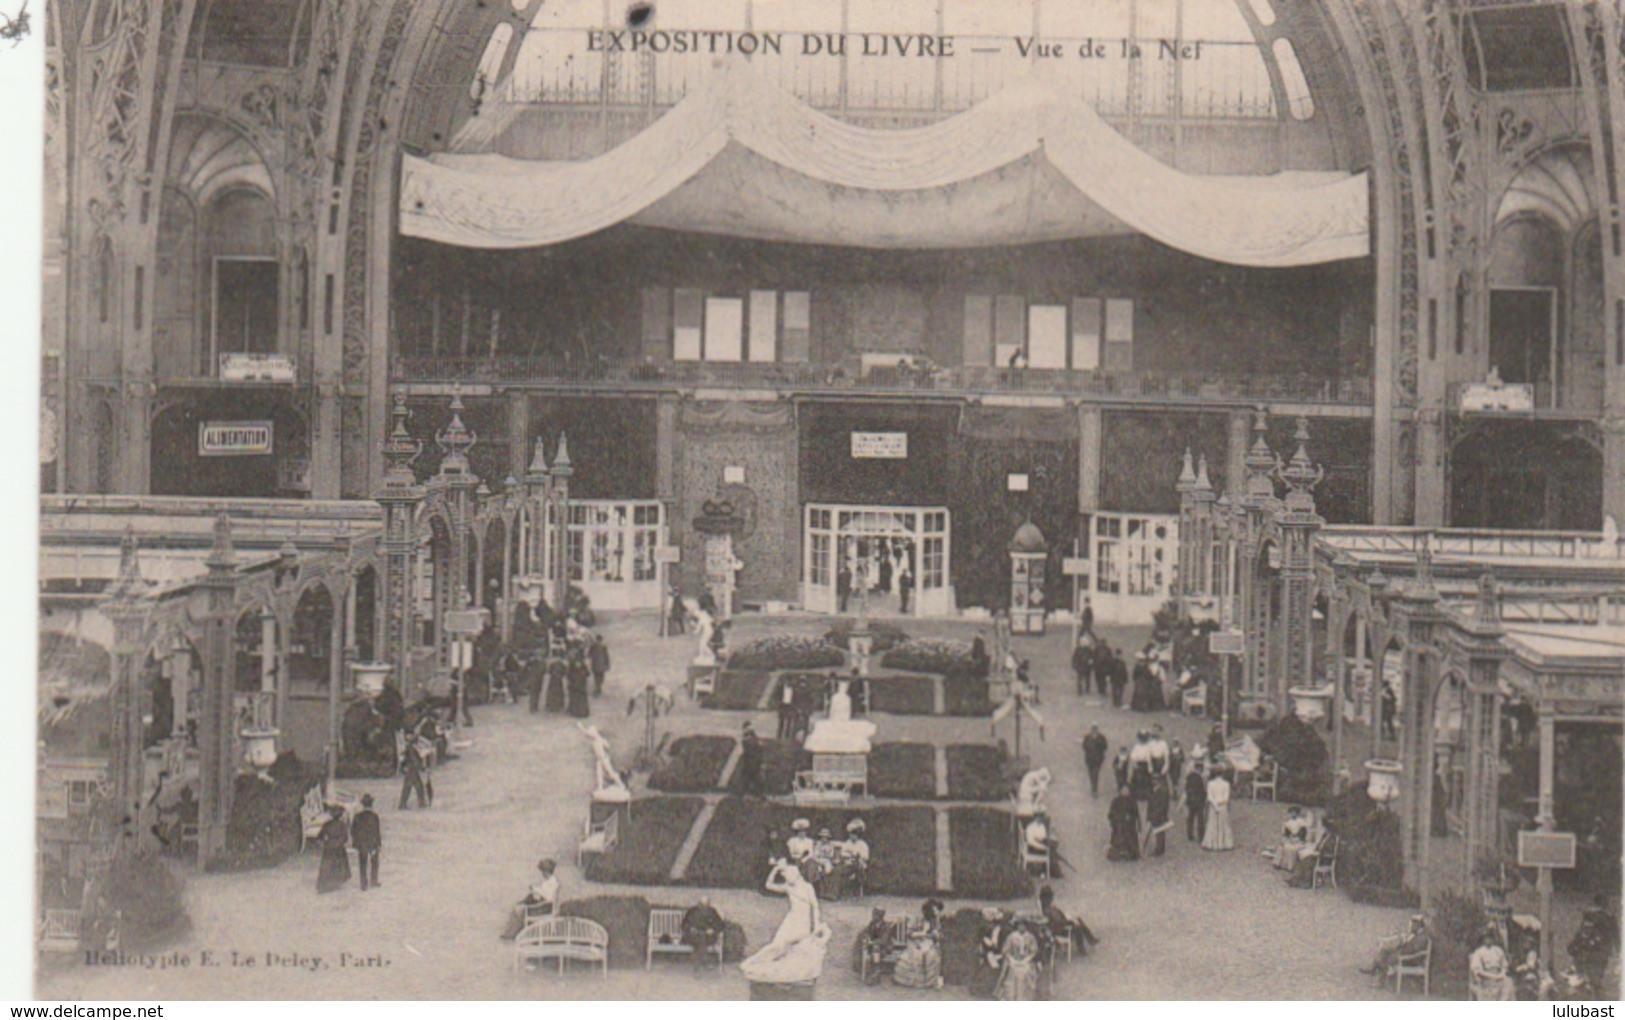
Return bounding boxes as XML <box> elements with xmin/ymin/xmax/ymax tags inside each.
<box><xmin>945</xmin><ymin>744</ymin><xmax>1010</xmax><ymax>801</ymax></box>
<box><xmin>583</xmin><ymin>796</ymin><xmax>705</xmax><ymax>887</ymax></box>
<box><xmin>868</xmin><ymin>742</ymin><xmax>938</xmax><ymax>800</ymax></box>
<box><xmin>880</xmin><ymin>638</ymin><xmax>976</xmax><ymax>676</ymax></box>
<box><xmin>867</xmin><ymin>675</ymin><xmax>938</xmax><ymax>716</ymax></box>
<box><xmin>648</xmin><ymin>735</ymin><xmax>736</xmax><ymax>793</ymax></box>
<box><xmin>701</xmin><ymin>670</ymin><xmax>772</xmax><ymax>711</ymax></box>
<box><xmin>948</xmin><ymin>807</ymin><xmax>1033</xmax><ymax>899</ymax></box>
<box><xmin>822</xmin><ymin>619</ymin><xmax>911</xmax><ymax>653</ymax></box>
<box><xmin>220</xmin><ymin>753</ymin><xmax>323</xmax><ymax>871</ymax></box>
<box><xmin>726</xmin><ymin>636</ymin><xmax>845</xmax><ymax>672</ymax></box>
<box><xmin>683</xmin><ymin>799</ymin><xmax>938</xmax><ymax>897</ymax></box>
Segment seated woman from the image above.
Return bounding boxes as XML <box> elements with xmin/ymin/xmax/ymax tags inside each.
<box><xmin>1273</xmin><ymin>807</ymin><xmax>1313</xmax><ymax>872</ymax></box>
<box><xmin>996</xmin><ymin>922</ymin><xmax>1043</xmax><ymax>1000</ymax></box>
<box><xmin>499</xmin><ymin>859</ymin><xmax>560</xmax><ymax>939</ymax></box>
<box><xmin>891</xmin><ymin>899</ymin><xmax>945</xmax><ymax>990</ymax></box>
<box><xmin>1468</xmin><ymin>928</ymin><xmax>1516</xmax><ymax>1001</ymax></box>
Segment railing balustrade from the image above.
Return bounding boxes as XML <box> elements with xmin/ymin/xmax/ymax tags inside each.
<box><xmin>391</xmin><ymin>354</ymin><xmax>1374</xmax><ymax>406</ymax></box>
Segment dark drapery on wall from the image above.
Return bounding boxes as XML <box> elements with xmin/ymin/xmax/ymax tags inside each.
<box><xmin>528</xmin><ymin>396</ymin><xmax>658</xmax><ymax>500</ymax></box>
<box><xmin>1448</xmin><ymin>420</ymin><xmax>1602</xmax><ymax>531</ymax></box>
<box><xmin>799</xmin><ymin>402</ymin><xmax>959</xmax><ymax>507</ymax></box>
<box><xmin>1101</xmin><ymin>410</ymin><xmax>1228</xmax><ymax>514</ymax></box>
<box><xmin>151</xmin><ymin>392</ymin><xmax>310</xmax><ymax>498</ymax></box>
<box><xmin>1265</xmin><ymin>416</ymin><xmax>1372</xmax><ymax>524</ymax></box>
<box><xmin>949</xmin><ymin>407</ymin><xmax>1080</xmax><ymax>612</ymax></box>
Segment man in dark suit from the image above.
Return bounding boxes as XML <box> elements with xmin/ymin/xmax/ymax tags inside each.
<box><xmin>1108</xmin><ymin>651</ymin><xmax>1129</xmax><ymax>708</ymax></box>
<box><xmin>588</xmin><ymin>633</ymin><xmax>611</xmax><ymax>697</ymax></box>
<box><xmin>737</xmin><ymin>721</ymin><xmax>764</xmax><ymax>797</ymax></box>
<box><xmin>1082</xmin><ymin>725</ymin><xmax>1109</xmax><ymax>798</ymax></box>
<box><xmin>352</xmin><ymin>794</ymin><xmax>382</xmax><ymax>890</ymax></box>
<box><xmin>1184</xmin><ymin>763</ymin><xmax>1208</xmax><ymax>842</ymax></box>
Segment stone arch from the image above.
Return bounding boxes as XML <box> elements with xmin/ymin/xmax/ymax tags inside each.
<box><xmin>289</xmin><ymin>581</ymin><xmax>336</xmax><ymax>692</ymax></box>
<box><xmin>353</xmin><ymin>564</ymin><xmax>379</xmax><ymax>661</ymax></box>
<box><xmin>232</xmin><ymin>605</ymin><xmax>274</xmax><ymax>695</ymax></box>
<box><xmin>481</xmin><ymin>516</ymin><xmax>508</xmax><ymax>613</ymax></box>
<box><xmin>140</xmin><ymin>631</ymin><xmax>204</xmax><ymax>751</ymax></box>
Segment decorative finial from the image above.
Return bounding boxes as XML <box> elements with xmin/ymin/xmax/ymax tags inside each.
<box><xmin>1244</xmin><ymin>406</ymin><xmax>1278</xmax><ymax>501</ymax></box>
<box><xmin>526</xmin><ymin>437</ymin><xmax>549</xmax><ymax>481</ymax></box>
<box><xmin>1368</xmin><ymin>566</ymin><xmax>1389</xmax><ymax>593</ymax></box>
<box><xmin>1178</xmin><ymin>447</ymin><xmax>1197</xmax><ymax>487</ymax></box>
<box><xmin>1414</xmin><ymin>531</ymin><xmax>1435</xmax><ymax>590</ymax></box>
<box><xmin>1476</xmin><ymin>574</ymin><xmax>1499</xmax><ymax>626</ymax></box>
<box><xmin>1277</xmin><ymin>416</ymin><xmax>1324</xmax><ymax>510</ymax></box>
<box><xmin>552</xmin><ymin>432</ymin><xmax>573</xmax><ymax>477</ymax></box>
<box><xmin>381</xmin><ymin>391</ymin><xmax>422</xmax><ymax>482</ymax></box>
<box><xmin>436</xmin><ymin>387</ymin><xmax>476</xmax><ymax>471</ymax></box>
<box><xmin>107</xmin><ymin>527</ymin><xmax>148</xmax><ymax>601</ymax></box>
<box><xmin>207</xmin><ymin>514</ymin><xmax>236</xmax><ymax>572</ymax></box>
<box><xmin>1194</xmin><ymin>454</ymin><xmax>1213</xmax><ymax>493</ymax></box>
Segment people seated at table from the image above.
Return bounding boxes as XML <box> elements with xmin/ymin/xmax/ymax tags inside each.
<box><xmin>500</xmin><ymin>858</ymin><xmax>560</xmax><ymax>939</ymax></box>
<box><xmin>1361</xmin><ymin>914</ymin><xmax>1431</xmax><ymax>984</ymax></box>
<box><xmin>1037</xmin><ymin>884</ymin><xmax>1099</xmax><ymax>957</ymax></box>
<box><xmin>681</xmin><ymin>896</ymin><xmax>726</xmax><ymax>967</ymax></box>
<box><xmin>1468</xmin><ymin>927</ymin><xmax>1516</xmax><ymax>1000</ymax></box>
<box><xmin>891</xmin><ymin>899</ymin><xmax>945</xmax><ymax>990</ymax></box>
<box><xmin>1272</xmin><ymin>806</ymin><xmax>1313</xmax><ymax>872</ymax></box>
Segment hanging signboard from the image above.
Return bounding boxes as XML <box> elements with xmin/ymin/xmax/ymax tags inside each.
<box><xmin>851</xmin><ymin>432</ymin><xmax>908</xmax><ymax>459</ymax></box>
<box><xmin>1517</xmin><ymin>830</ymin><xmax>1576</xmax><ymax>869</ymax></box>
<box><xmin>199</xmin><ymin>422</ymin><xmax>273</xmax><ymax>457</ymax></box>
<box><xmin>1209</xmin><ymin>629</ymin><xmax>1245</xmax><ymax>656</ymax></box>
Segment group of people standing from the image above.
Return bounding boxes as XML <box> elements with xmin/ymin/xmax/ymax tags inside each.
<box><xmin>1101</xmin><ymin>725</ymin><xmax>1235</xmax><ymax>861</ymax></box>
<box><xmin>505</xmin><ymin>586</ymin><xmax>612</xmax><ymax>720</ymax></box>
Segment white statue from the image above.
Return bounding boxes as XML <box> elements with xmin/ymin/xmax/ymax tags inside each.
<box><xmin>576</xmin><ymin>722</ymin><xmax>630</xmax><ymax>801</ymax></box>
<box><xmin>1016</xmin><ymin>767</ymin><xmax>1052</xmax><ymax>817</ymax></box>
<box><xmin>828</xmin><ymin>679</ymin><xmax>853</xmax><ymax>723</ymax></box>
<box><xmin>693</xmin><ymin>605</ymin><xmax>717</xmax><ymax>666</ymax></box>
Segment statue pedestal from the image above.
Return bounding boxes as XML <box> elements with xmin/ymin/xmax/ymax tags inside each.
<box><xmin>590</xmin><ymin>790</ymin><xmax>631</xmax><ymax>825</ymax></box>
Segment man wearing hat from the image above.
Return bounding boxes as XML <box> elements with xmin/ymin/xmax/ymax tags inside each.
<box><xmin>840</xmin><ymin>819</ymin><xmax>871</xmax><ymax>898</ymax></box>
<box><xmin>1362</xmin><ymin>914</ymin><xmax>1431</xmax><ymax>984</ymax></box>
<box><xmin>972</xmin><ymin>908</ymin><xmax>1009</xmax><ymax>998</ymax></box>
<box><xmin>351</xmin><ymin>794</ymin><xmax>382</xmax><ymax>891</ymax></box>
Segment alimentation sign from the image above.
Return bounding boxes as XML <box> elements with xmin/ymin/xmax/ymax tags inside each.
<box><xmin>199</xmin><ymin>421</ymin><xmax>274</xmax><ymax>457</ymax></box>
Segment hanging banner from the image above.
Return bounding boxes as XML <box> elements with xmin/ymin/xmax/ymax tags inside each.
<box><xmin>199</xmin><ymin>422</ymin><xmax>273</xmax><ymax>457</ymax></box>
<box><xmin>851</xmin><ymin>432</ymin><xmax>908</xmax><ymax>459</ymax></box>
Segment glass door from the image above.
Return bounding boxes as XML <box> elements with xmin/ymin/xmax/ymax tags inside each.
<box><xmin>803</xmin><ymin>506</ymin><xmax>836</xmax><ymax>613</ymax></box>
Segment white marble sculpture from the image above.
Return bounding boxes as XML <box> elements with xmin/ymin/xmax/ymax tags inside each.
<box><xmin>576</xmin><ymin>722</ymin><xmax>630</xmax><ymax>802</ymax></box>
<box><xmin>693</xmin><ymin>605</ymin><xmax>717</xmax><ymax>666</ymax></box>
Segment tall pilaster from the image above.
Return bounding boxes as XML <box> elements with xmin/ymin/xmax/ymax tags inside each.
<box><xmin>1461</xmin><ymin>575</ymin><xmax>1506</xmax><ymax>878</ymax></box>
<box><xmin>198</xmin><ymin>515</ymin><xmax>239</xmax><ymax>870</ymax></box>
<box><xmin>1225</xmin><ymin>410</ymin><xmax>1251</xmax><ymax>499</ymax></box>
<box><xmin>1078</xmin><ymin>405</ymin><xmax>1103</xmax><ymax>513</ymax></box>
<box><xmin>100</xmin><ymin>529</ymin><xmax>152</xmax><ymax>838</ymax></box>
<box><xmin>1414</xmin><ymin>408</ymin><xmax>1446</xmax><ymax>528</ymax></box>
<box><xmin>1397</xmin><ymin>534</ymin><xmax>1445</xmax><ymax>903</ymax></box>
<box><xmin>1276</xmin><ymin>418</ymin><xmax>1325</xmax><ymax>700</ymax></box>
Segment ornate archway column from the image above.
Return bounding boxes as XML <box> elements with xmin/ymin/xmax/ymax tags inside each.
<box><xmin>1240</xmin><ymin>409</ymin><xmax>1280</xmax><ymax>696</ymax></box>
<box><xmin>1459</xmin><ymin>575</ymin><xmax>1507</xmax><ymax>879</ymax></box>
<box><xmin>374</xmin><ymin>393</ymin><xmax>426</xmax><ymax>697</ymax></box>
<box><xmin>1394</xmin><ymin>536</ymin><xmax>1447</xmax><ymax>903</ymax></box>
<box><xmin>101</xmin><ymin>530</ymin><xmax>153</xmax><ymax>841</ymax></box>
<box><xmin>1276</xmin><ymin>419</ymin><xmax>1326</xmax><ymax>703</ymax></box>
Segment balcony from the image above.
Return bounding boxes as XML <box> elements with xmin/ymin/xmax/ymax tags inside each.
<box><xmin>391</xmin><ymin>354</ymin><xmax>1374</xmax><ymax>409</ymax></box>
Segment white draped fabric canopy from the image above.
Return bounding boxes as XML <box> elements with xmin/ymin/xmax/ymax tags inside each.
<box><xmin>400</xmin><ymin>61</ymin><xmax>1368</xmax><ymax>266</ymax></box>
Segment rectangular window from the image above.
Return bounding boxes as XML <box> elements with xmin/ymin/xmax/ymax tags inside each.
<box><xmin>781</xmin><ymin>291</ymin><xmax>810</xmax><ymax>363</ymax></box>
<box><xmin>748</xmin><ymin>290</ymin><xmax>778</xmax><ymax>363</ymax></box>
<box><xmin>1103</xmin><ymin>298</ymin><xmax>1134</xmax><ymax>371</ymax></box>
<box><xmin>1027</xmin><ymin>304</ymin><xmax>1068</xmax><ymax>369</ymax></box>
<box><xmin>963</xmin><ymin>294</ymin><xmax>994</xmax><ymax>366</ymax></box>
<box><xmin>641</xmin><ymin>287</ymin><xmax>671</xmax><ymax>362</ymax></box>
<box><xmin>213</xmin><ymin>257</ymin><xmax>279</xmax><ymax>362</ymax></box>
<box><xmin>673</xmin><ymin>288</ymin><xmax>704</xmax><ymax>361</ymax></box>
<box><xmin>994</xmin><ymin>294</ymin><xmax>1025</xmax><ymax>366</ymax></box>
<box><xmin>1071</xmin><ymin>297</ymin><xmax>1101</xmax><ymax>370</ymax></box>
<box><xmin>703</xmin><ymin>297</ymin><xmax>744</xmax><ymax>362</ymax></box>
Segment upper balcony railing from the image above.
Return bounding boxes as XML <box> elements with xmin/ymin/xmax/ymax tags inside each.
<box><xmin>392</xmin><ymin>354</ymin><xmax>1373</xmax><ymax>406</ymax></box>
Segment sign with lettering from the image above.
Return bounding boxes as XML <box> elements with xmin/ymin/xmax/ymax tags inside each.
<box><xmin>219</xmin><ymin>352</ymin><xmax>297</xmax><ymax>383</ymax></box>
<box><xmin>851</xmin><ymin>432</ymin><xmax>907</xmax><ymax>459</ymax></box>
<box><xmin>199</xmin><ymin>422</ymin><xmax>273</xmax><ymax>457</ymax></box>
<box><xmin>654</xmin><ymin>546</ymin><xmax>682</xmax><ymax>565</ymax></box>
<box><xmin>1209</xmin><ymin>629</ymin><xmax>1245</xmax><ymax>656</ymax></box>
<box><xmin>1517</xmin><ymin>831</ymin><xmax>1576</xmax><ymax>869</ymax></box>
<box><xmin>443</xmin><ymin>608</ymin><xmax>490</xmax><ymax>636</ymax></box>
<box><xmin>1062</xmin><ymin>557</ymin><xmax>1089</xmax><ymax>576</ymax></box>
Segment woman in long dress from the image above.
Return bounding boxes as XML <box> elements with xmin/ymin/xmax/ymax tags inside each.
<box><xmin>995</xmin><ymin>925</ymin><xmax>1042</xmax><ymax>1001</ymax></box>
<box><xmin>891</xmin><ymin>899</ymin><xmax>944</xmax><ymax>990</ymax></box>
<box><xmin>1202</xmin><ymin>770</ymin><xmax>1235</xmax><ymax>852</ymax></box>
<box><xmin>1107</xmin><ymin>786</ymin><xmax>1141</xmax><ymax>861</ymax></box>
<box><xmin>741</xmin><ymin>860</ymin><xmax>823</xmax><ymax>982</ymax></box>
<box><xmin>315</xmin><ymin>806</ymin><xmax>351</xmax><ymax>894</ymax></box>
<box><xmin>1273</xmin><ymin>807</ymin><xmax>1311</xmax><ymax>871</ymax></box>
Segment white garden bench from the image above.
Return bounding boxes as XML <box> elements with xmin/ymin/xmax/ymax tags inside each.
<box><xmin>514</xmin><ymin>916</ymin><xmax>609</xmax><ymax>977</ymax></box>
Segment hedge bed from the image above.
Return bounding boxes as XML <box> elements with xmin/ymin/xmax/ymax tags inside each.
<box><xmin>701</xmin><ymin>670</ymin><xmax>772</xmax><ymax>711</ymax></box>
<box><xmin>558</xmin><ymin>895</ymin><xmax>748</xmax><ymax>971</ymax></box>
<box><xmin>727</xmin><ymin>738</ymin><xmax>809</xmax><ymax>796</ymax></box>
<box><xmin>683</xmin><ymin>799</ymin><xmax>938</xmax><ymax>897</ymax></box>
<box><xmin>726</xmin><ymin>636</ymin><xmax>845</xmax><ymax>672</ymax></box>
<box><xmin>879</xmin><ymin>638</ymin><xmax>977</xmax><ymax>675</ymax></box>
<box><xmin>948</xmin><ymin>807</ymin><xmax>1033</xmax><ymax>900</ymax></box>
<box><xmin>867</xmin><ymin>674</ymin><xmax>938</xmax><ymax>715</ymax></box>
<box><xmin>648</xmin><ymin>735</ymin><xmax>737</xmax><ymax>793</ymax></box>
<box><xmin>867</xmin><ymin>742</ymin><xmax>938</xmax><ymax>800</ymax></box>
<box><xmin>582</xmin><ymin>797</ymin><xmax>705</xmax><ymax>886</ymax></box>
<box><xmin>944</xmin><ymin>673</ymin><xmax>994</xmax><ymax>717</ymax></box>
<box><xmin>945</xmin><ymin>744</ymin><xmax>1011</xmax><ymax>801</ymax></box>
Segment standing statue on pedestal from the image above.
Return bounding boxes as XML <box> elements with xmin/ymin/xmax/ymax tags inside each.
<box><xmin>576</xmin><ymin>722</ymin><xmax>630</xmax><ymax>802</ymax></box>
<box><xmin>693</xmin><ymin>605</ymin><xmax>717</xmax><ymax>666</ymax></box>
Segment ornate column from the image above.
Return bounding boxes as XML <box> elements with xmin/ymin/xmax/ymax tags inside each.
<box><xmin>1176</xmin><ymin>448</ymin><xmax>1198</xmax><ymax>604</ymax></box>
<box><xmin>1275</xmin><ymin>419</ymin><xmax>1326</xmax><ymax>704</ymax></box>
<box><xmin>551</xmin><ymin>435</ymin><xmax>574</xmax><ymax>611</ymax></box>
<box><xmin>100</xmin><ymin>529</ymin><xmax>153</xmax><ymax>838</ymax></box>
<box><xmin>1460</xmin><ymin>575</ymin><xmax>1506</xmax><ymax>879</ymax></box>
<box><xmin>198</xmin><ymin>515</ymin><xmax>240</xmax><ymax>870</ymax></box>
<box><xmin>1395</xmin><ymin>536</ymin><xmax>1446</xmax><ymax>902</ymax></box>
<box><xmin>525</xmin><ymin>437</ymin><xmax>551</xmax><ymax>583</ymax></box>
<box><xmin>374</xmin><ymin>392</ymin><xmax>425</xmax><ymax>697</ymax></box>
<box><xmin>1240</xmin><ymin>408</ymin><xmax>1280</xmax><ymax>696</ymax></box>
<box><xmin>1192</xmin><ymin>456</ymin><xmax>1215</xmax><ymax>600</ymax></box>
<box><xmin>433</xmin><ymin>389</ymin><xmax>479</xmax><ymax>668</ymax></box>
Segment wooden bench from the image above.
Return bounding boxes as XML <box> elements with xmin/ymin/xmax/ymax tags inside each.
<box><xmin>858</xmin><ymin>916</ymin><xmax>910</xmax><ymax>985</ymax></box>
<box><xmin>793</xmin><ymin>771</ymin><xmax>854</xmax><ymax>806</ymax></box>
<box><xmin>576</xmin><ymin>811</ymin><xmax>620</xmax><ymax>868</ymax></box>
<box><xmin>646</xmin><ymin>907</ymin><xmax>724</xmax><ymax>969</ymax></box>
<box><xmin>39</xmin><ymin>909</ymin><xmax>81</xmax><ymax>953</ymax></box>
<box><xmin>515</xmin><ymin>916</ymin><xmax>609</xmax><ymax>977</ymax></box>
